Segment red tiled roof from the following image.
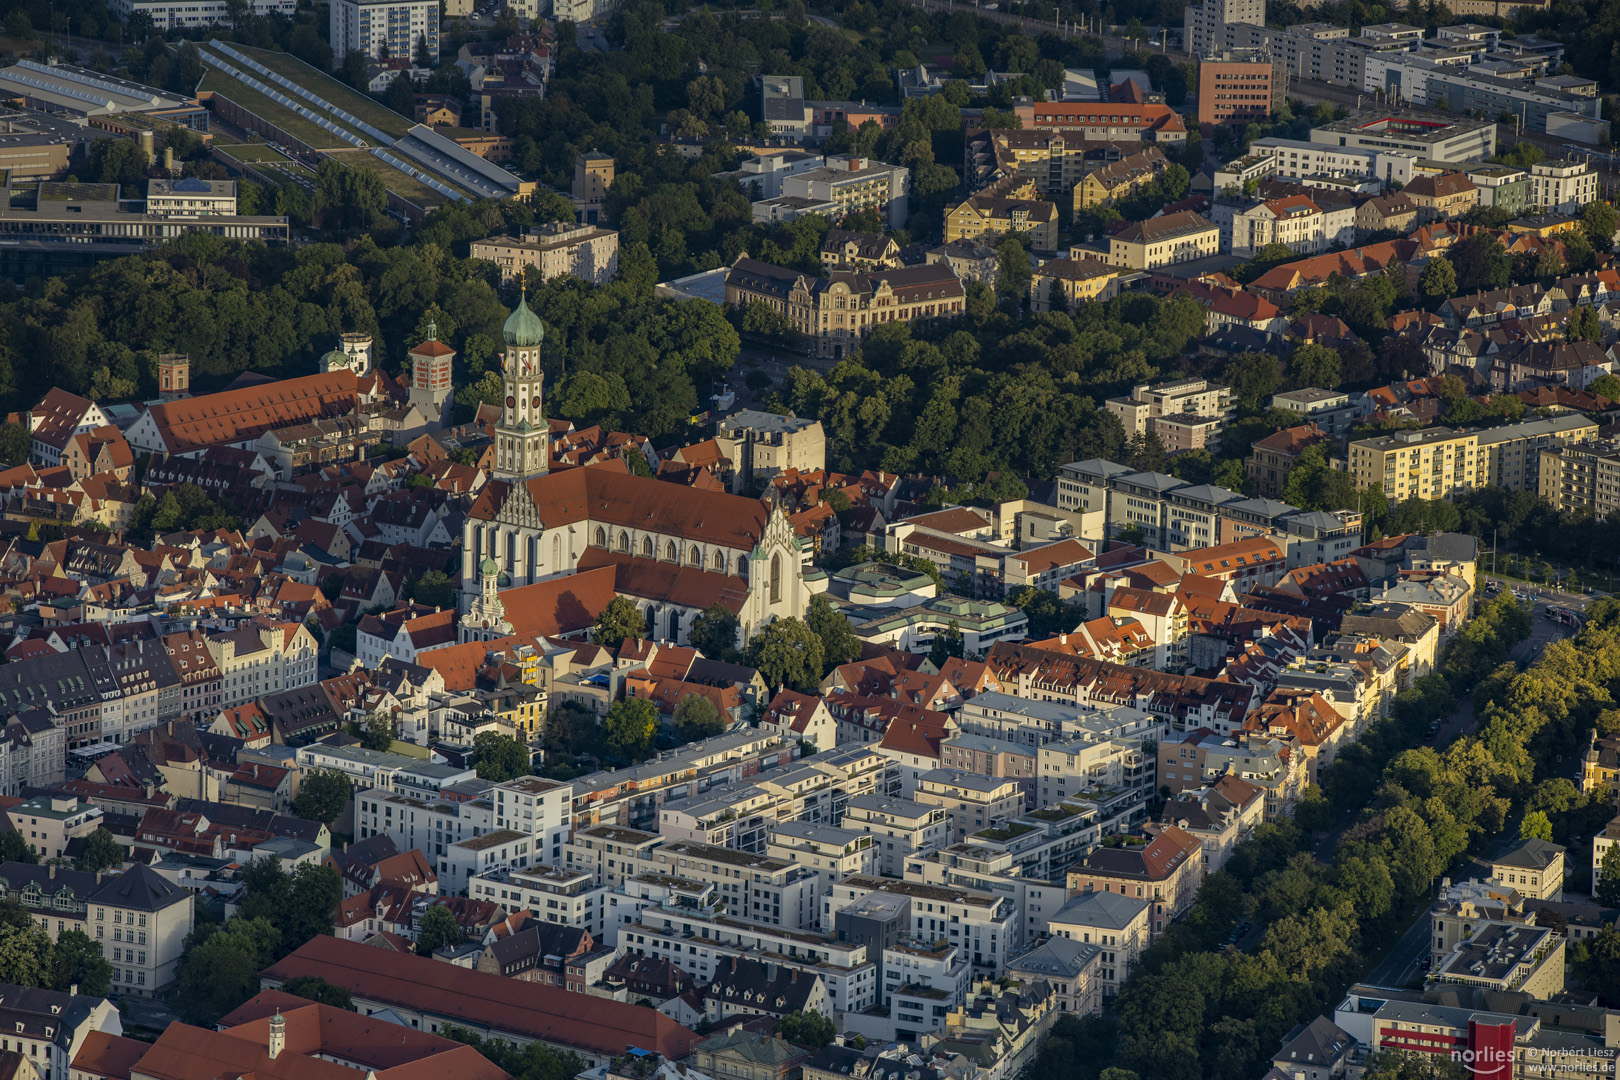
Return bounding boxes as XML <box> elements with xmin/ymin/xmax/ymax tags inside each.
<box><xmin>144</xmin><ymin>371</ymin><xmax>360</xmax><ymax>454</ymax></box>
<box><xmin>262</xmin><ymin>938</ymin><xmax>700</xmax><ymax>1059</ymax></box>
<box><xmin>470</xmin><ymin>462</ymin><xmax>768</xmax><ymax>553</ymax></box>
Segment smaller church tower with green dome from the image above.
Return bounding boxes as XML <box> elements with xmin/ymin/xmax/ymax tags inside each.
<box><xmin>493</xmin><ymin>292</ymin><xmax>549</xmax><ymax>481</ymax></box>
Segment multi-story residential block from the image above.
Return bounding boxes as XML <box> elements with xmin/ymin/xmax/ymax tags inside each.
<box><xmin>1477</xmin><ymin>413</ymin><xmax>1598</xmax><ymax>492</ymax></box>
<box><xmin>470</xmin><ymin>223</ymin><xmax>621</xmax><ymax>286</ymax></box>
<box><xmin>1004</xmin><ymin>936</ymin><xmax>1102</xmax><ymax>1016</ymax></box>
<box><xmin>613</xmin><ymin>877</ymin><xmax>876</xmax><ymax>1014</ymax></box>
<box><xmin>1308</xmin><ymin>113</ymin><xmax>1497</xmax><ymax>162</ymax></box>
<box><xmin>563</xmin><ymin>824</ymin><xmax>664</xmax><ymax>889</ymax></box>
<box><xmin>1528</xmin><ymin>159</ymin><xmax>1600</xmax><ymax>213</ymax></box>
<box><xmin>1218</xmin><ymin>138</ymin><xmax>1418</xmax><ymax>190</ymax></box>
<box><xmin>205</xmin><ymin>619</ymin><xmax>319</xmax><ymax>708</ymax></box>
<box><xmin>1229</xmin><ymin>195</ymin><xmax>1327</xmax><ymax>256</ymax></box>
<box><xmin>714</xmin><ymin>411</ymin><xmax>827</xmax><ymax>493</ymax></box>
<box><xmin>842</xmin><ymin>794</ymin><xmax>949</xmax><ymax>877</ymax></box>
<box><xmin>945</xmin><ymin>191</ymin><xmax>1060</xmax><ymax>250</ymax></box>
<box><xmin>1247</xmin><ymin>423</ymin><xmax>1332</xmax><ymax>499</ymax></box>
<box><xmin>1270</xmin><ymin>388</ymin><xmax>1365</xmax><ymax>438</ymax></box>
<box><xmin>1197</xmin><ymin>49</ymin><xmax>1277</xmax><ymax>132</ymax></box>
<box><xmin>1073</xmin><ymin>147</ymin><xmax>1170</xmax><ymax>210</ymax></box>
<box><xmin>828</xmin><ymin>876</ymin><xmax>1018</xmax><ymax>977</ymax></box>
<box><xmin>329</xmin><ymin>0</ymin><xmax>438</xmax><ymax>64</ymax></box>
<box><xmin>1403</xmin><ymin>171</ymin><xmax>1479</xmax><ymax>223</ymax></box>
<box><xmin>7</xmin><ymin>795</ymin><xmax>101</xmax><ymax>861</ymax></box>
<box><xmin>779</xmin><ymin>156</ymin><xmax>910</xmax><ymax>228</ymax></box>
<box><xmin>1184</xmin><ymin>0</ymin><xmax>1268</xmax><ymax>57</ymax></box>
<box><xmin>468</xmin><ymin>864</ymin><xmax>611</xmax><ymax>939</ymax></box>
<box><xmin>1047</xmin><ymin>889</ymin><xmax>1151</xmax><ymax>1001</ymax></box>
<box><xmin>110</xmin><ymin>0</ymin><xmax>294</xmax><ymax>28</ymax></box>
<box><xmin>87</xmin><ymin>866</ymin><xmax>193</xmax><ymax>996</ymax></box>
<box><xmin>1065</xmin><ymin>825</ymin><xmax>1204</xmax><ymax>938</ymax></box>
<box><xmin>723</xmin><ymin>258</ymin><xmax>965</xmax><ymax>361</ymax></box>
<box><xmin>1544</xmin><ymin>441</ymin><xmax>1620</xmax><ymax>520</ymax></box>
<box><xmin>1106</xmin><ymin>379</ymin><xmax>1233</xmax><ymax>438</ymax></box>
<box><xmin>1029</xmin><ymin>257</ymin><xmax>1127</xmax><ymax>312</ymax></box>
<box><xmin>1488</xmin><ymin>838</ymin><xmax>1566</xmax><ymax>901</ymax></box>
<box><xmin>1107</xmin><ymin>211</ymin><xmax>1220</xmax><ymax>269</ymax></box>
<box><xmin>915</xmin><ymin>770</ymin><xmax>1025</xmax><ymax>843</ymax></box>
<box><xmin>1347</xmin><ymin>426</ymin><xmax>1481</xmax><ymax>500</ymax></box>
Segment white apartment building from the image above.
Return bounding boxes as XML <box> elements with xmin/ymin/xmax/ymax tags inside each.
<box><xmin>563</xmin><ymin>823</ymin><xmax>665</xmax><ymax>889</ymax></box>
<box><xmin>779</xmin><ymin>156</ymin><xmax>911</xmax><ymax>230</ymax></box>
<box><xmin>1105</xmin><ymin>379</ymin><xmax>1233</xmax><ymax>438</ymax></box>
<box><xmin>111</xmin><ymin>0</ymin><xmax>293</xmax><ymax>29</ymax></box>
<box><xmin>616</xmin><ymin>882</ymin><xmax>880</xmax><ymax>1016</ymax></box>
<box><xmin>955</xmin><ymin>692</ymin><xmax>1169</xmax><ymax>752</ymax></box>
<box><xmin>827</xmin><ymin>876</ymin><xmax>1018</xmax><ymax>976</ymax></box>
<box><xmin>492</xmin><ymin>776</ymin><xmax>573</xmax><ymax>867</ymax></box>
<box><xmin>354</xmin><ymin>776</ymin><xmax>572</xmax><ymax>895</ymax></box>
<box><xmin>294</xmin><ymin>745</ymin><xmax>475</xmax><ymax>798</ymax></box>
<box><xmin>1228</xmin><ymin>196</ymin><xmax>1328</xmax><ymax>256</ymax></box>
<box><xmin>89</xmin><ymin>865</ymin><xmax>195</xmax><ymax>996</ymax></box>
<box><xmin>1529</xmin><ymin>159</ymin><xmax>1599</xmax><ymax>213</ymax></box>
<box><xmin>766</xmin><ymin>822</ymin><xmax>878</xmax><ymax>929</ymax></box>
<box><xmin>1237</xmin><ymin>138</ymin><xmax>1419</xmax><ymax>187</ymax></box>
<box><xmin>329</xmin><ymin>0</ymin><xmax>439</xmax><ymax>65</ymax></box>
<box><xmin>843</xmin><ymin>794</ymin><xmax>950</xmax><ymax>877</ymax></box>
<box><xmin>205</xmin><ymin>621</ymin><xmax>318</xmax><ymax>708</ymax></box>
<box><xmin>916</xmin><ymin>770</ymin><xmax>1025</xmax><ymax>843</ymax></box>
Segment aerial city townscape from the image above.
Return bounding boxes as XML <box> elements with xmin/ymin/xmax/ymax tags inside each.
<box><xmin>2</xmin><ymin>0</ymin><xmax>1620</xmax><ymax>1076</ymax></box>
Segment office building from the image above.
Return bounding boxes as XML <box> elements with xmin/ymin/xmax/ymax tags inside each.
<box><xmin>1197</xmin><ymin>49</ymin><xmax>1278</xmax><ymax>132</ymax></box>
<box><xmin>1310</xmin><ymin>113</ymin><xmax>1497</xmax><ymax>163</ymax></box>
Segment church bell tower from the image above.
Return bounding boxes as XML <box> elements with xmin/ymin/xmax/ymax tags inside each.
<box><xmin>493</xmin><ymin>290</ymin><xmax>549</xmax><ymax>481</ymax></box>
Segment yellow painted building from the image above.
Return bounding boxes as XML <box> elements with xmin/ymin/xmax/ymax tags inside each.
<box><xmin>1106</xmin><ymin>211</ymin><xmax>1219</xmax><ymax>270</ymax></box>
<box><xmin>944</xmin><ymin>193</ymin><xmax>1060</xmax><ymax>251</ymax></box>
<box><xmin>1347</xmin><ymin>427</ymin><xmax>1481</xmax><ymax>501</ymax></box>
<box><xmin>1029</xmin><ymin>256</ymin><xmax>1127</xmax><ymax>311</ymax></box>
<box><xmin>1073</xmin><ymin>147</ymin><xmax>1169</xmax><ymax>212</ymax></box>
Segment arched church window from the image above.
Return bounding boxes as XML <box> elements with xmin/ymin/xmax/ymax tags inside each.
<box><xmin>553</xmin><ymin>535</ymin><xmax>561</xmax><ymax>568</ymax></box>
<box><xmin>641</xmin><ymin>536</ymin><xmax>653</xmax><ymax>557</ymax></box>
<box><xmin>594</xmin><ymin>527</ymin><xmax>607</xmax><ymax>548</ymax></box>
<box><xmin>738</xmin><ymin>556</ymin><xmax>749</xmax><ymax>579</ymax></box>
<box><xmin>713</xmin><ymin>550</ymin><xmax>725</xmax><ymax>572</ymax></box>
<box><xmin>666</xmin><ymin>541</ymin><xmax>678</xmax><ymax>561</ymax></box>
<box><xmin>770</xmin><ymin>554</ymin><xmax>781</xmax><ymax>606</ymax></box>
<box><xmin>689</xmin><ymin>546</ymin><xmax>702</xmax><ymax>566</ymax></box>
<box><xmin>618</xmin><ymin>531</ymin><xmax>630</xmax><ymax>553</ymax></box>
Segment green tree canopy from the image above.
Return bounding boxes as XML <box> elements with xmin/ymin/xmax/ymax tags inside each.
<box><xmin>474</xmin><ymin>732</ymin><xmax>531</xmax><ymax>782</ymax></box>
<box><xmin>593</xmin><ymin>596</ymin><xmax>647</xmax><ymax>651</ymax></box>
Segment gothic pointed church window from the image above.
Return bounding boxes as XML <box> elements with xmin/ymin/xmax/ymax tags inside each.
<box><xmin>618</xmin><ymin>531</ymin><xmax>630</xmax><ymax>553</ymax></box>
<box><xmin>713</xmin><ymin>551</ymin><xmax>725</xmax><ymax>572</ymax></box>
<box><xmin>770</xmin><ymin>554</ymin><xmax>781</xmax><ymax>606</ymax></box>
<box><xmin>666</xmin><ymin>541</ymin><xmax>678</xmax><ymax>562</ymax></box>
<box><xmin>689</xmin><ymin>546</ymin><xmax>702</xmax><ymax>567</ymax></box>
<box><xmin>642</xmin><ymin>536</ymin><xmax>653</xmax><ymax>557</ymax></box>
<box><xmin>595</xmin><ymin>527</ymin><xmax>607</xmax><ymax>548</ymax></box>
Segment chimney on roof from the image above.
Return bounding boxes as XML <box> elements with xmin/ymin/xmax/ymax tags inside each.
<box><xmin>268</xmin><ymin>1008</ymin><xmax>285</xmax><ymax>1059</ymax></box>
